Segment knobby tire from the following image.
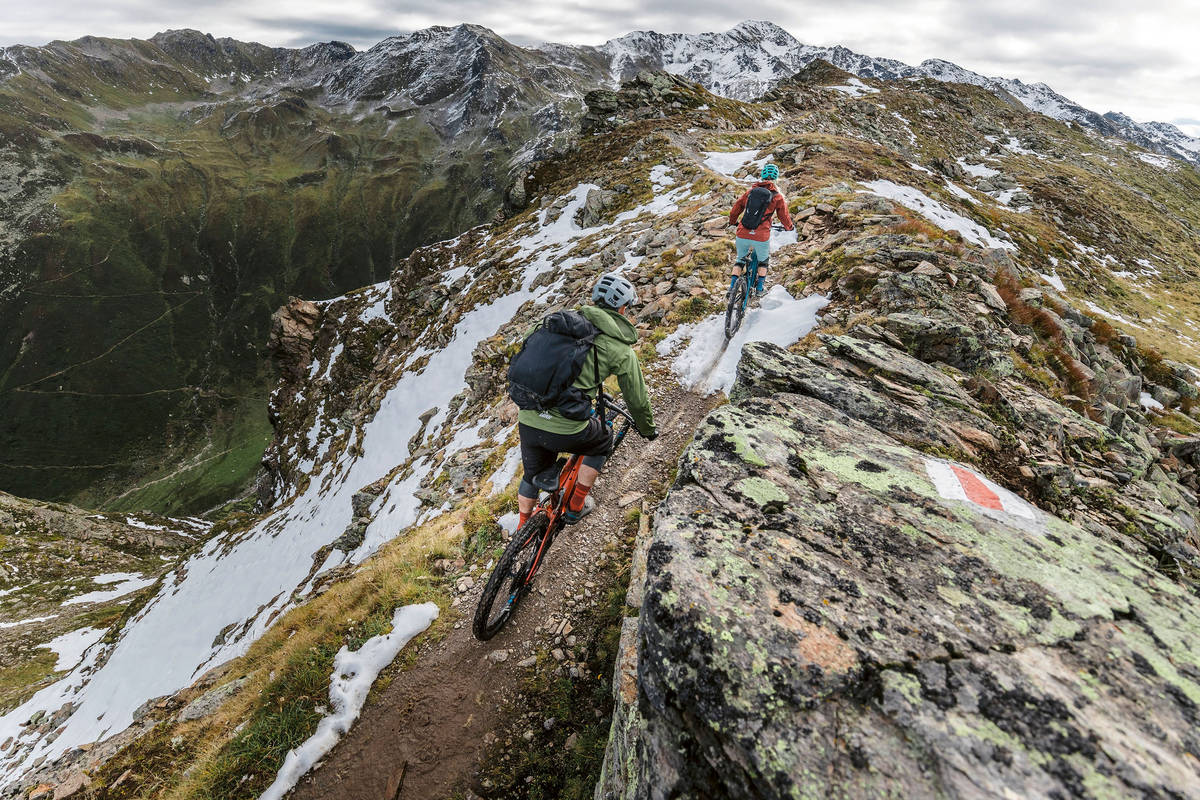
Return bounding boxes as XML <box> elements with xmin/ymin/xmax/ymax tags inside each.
<box><xmin>473</xmin><ymin>512</ymin><xmax>551</xmax><ymax>641</ymax></box>
<box><xmin>725</xmin><ymin>276</ymin><xmax>748</xmax><ymax>339</ymax></box>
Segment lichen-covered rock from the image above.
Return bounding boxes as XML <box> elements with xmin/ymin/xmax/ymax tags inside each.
<box><xmin>605</xmin><ymin>346</ymin><xmax>1200</xmax><ymax>800</ymax></box>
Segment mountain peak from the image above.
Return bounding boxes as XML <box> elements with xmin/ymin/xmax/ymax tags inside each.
<box><xmin>728</xmin><ymin>19</ymin><xmax>793</xmax><ymax>38</ymax></box>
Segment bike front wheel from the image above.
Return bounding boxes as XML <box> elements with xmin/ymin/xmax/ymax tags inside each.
<box><xmin>724</xmin><ymin>277</ymin><xmax>748</xmax><ymax>339</ymax></box>
<box><xmin>473</xmin><ymin>512</ymin><xmax>550</xmax><ymax>641</ymax></box>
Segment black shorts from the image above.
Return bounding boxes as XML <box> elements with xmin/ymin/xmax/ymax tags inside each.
<box><xmin>518</xmin><ymin>417</ymin><xmax>614</xmax><ymax>483</ymax></box>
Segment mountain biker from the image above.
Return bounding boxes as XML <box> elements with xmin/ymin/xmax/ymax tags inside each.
<box><xmin>515</xmin><ymin>273</ymin><xmax>657</xmax><ymax>529</ymax></box>
<box><xmin>727</xmin><ymin>163</ymin><xmax>794</xmax><ymax>299</ymax></box>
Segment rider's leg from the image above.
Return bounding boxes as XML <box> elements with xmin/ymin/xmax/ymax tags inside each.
<box><xmin>756</xmin><ymin>257</ymin><xmax>770</xmax><ymax>295</ymax></box>
<box><xmin>731</xmin><ymin>238</ymin><xmax>751</xmax><ymax>288</ymax></box>
<box><xmin>568</xmin><ymin>451</ymin><xmax>607</xmax><ymax>512</ymax></box>
<box><xmin>516</xmin><ymin>423</ymin><xmax>556</xmax><ymax>528</ymax></box>
<box><xmin>564</xmin><ymin>419</ymin><xmax>614</xmax><ymax>522</ymax></box>
<box><xmin>517</xmin><ymin>482</ymin><xmax>538</xmax><ymax>528</ymax></box>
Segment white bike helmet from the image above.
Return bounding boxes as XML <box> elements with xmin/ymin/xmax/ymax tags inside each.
<box><xmin>591</xmin><ymin>273</ymin><xmax>638</xmax><ymax>309</ymax></box>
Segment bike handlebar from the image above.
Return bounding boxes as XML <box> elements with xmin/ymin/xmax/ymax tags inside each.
<box><xmin>604</xmin><ymin>400</ymin><xmax>637</xmax><ymax>428</ymax></box>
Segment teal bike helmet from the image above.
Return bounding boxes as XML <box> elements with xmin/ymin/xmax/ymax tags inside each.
<box><xmin>761</xmin><ymin>163</ymin><xmax>779</xmax><ymax>180</ymax></box>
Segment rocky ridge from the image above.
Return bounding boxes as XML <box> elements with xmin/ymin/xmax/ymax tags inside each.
<box><xmin>0</xmin><ymin>53</ymin><xmax>1198</xmax><ymax>798</ymax></box>
<box><xmin>592</xmin><ymin>74</ymin><xmax>1200</xmax><ymax>799</ymax></box>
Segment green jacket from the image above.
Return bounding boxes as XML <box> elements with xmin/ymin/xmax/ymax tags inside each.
<box><xmin>517</xmin><ymin>305</ymin><xmax>656</xmax><ymax>437</ymax></box>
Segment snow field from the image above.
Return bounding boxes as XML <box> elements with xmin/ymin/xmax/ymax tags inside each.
<box><xmin>858</xmin><ymin>180</ymin><xmax>1015</xmax><ymax>250</ymax></box>
<box><xmin>42</xmin><ymin>628</ymin><xmax>106</xmax><ymax>671</ymax></box>
<box><xmin>658</xmin><ymin>286</ymin><xmax>829</xmax><ymax>395</ymax></box>
<box><xmin>259</xmin><ymin>603</ymin><xmax>439</xmax><ymax>800</ymax></box>
<box><xmin>703</xmin><ymin>149</ymin><xmax>766</xmax><ymax>178</ymax></box>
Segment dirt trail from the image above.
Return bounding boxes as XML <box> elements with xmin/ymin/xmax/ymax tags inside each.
<box><xmin>290</xmin><ymin>385</ymin><xmax>715</xmax><ymax>800</ymax></box>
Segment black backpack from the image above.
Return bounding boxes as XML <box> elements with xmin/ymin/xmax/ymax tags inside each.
<box><xmin>507</xmin><ymin>311</ymin><xmax>603</xmax><ymax>421</ymax></box>
<box><xmin>739</xmin><ymin>186</ymin><xmax>776</xmax><ymax>231</ymax></box>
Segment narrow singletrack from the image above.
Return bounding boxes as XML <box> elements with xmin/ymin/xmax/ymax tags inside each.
<box><xmin>289</xmin><ymin>385</ymin><xmax>714</xmax><ymax>800</ymax></box>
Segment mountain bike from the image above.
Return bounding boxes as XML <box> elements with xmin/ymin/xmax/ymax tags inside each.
<box><xmin>724</xmin><ymin>247</ymin><xmax>759</xmax><ymax>340</ymax></box>
<box><xmin>724</xmin><ymin>223</ymin><xmax>786</xmax><ymax>339</ymax></box>
<box><xmin>473</xmin><ymin>401</ymin><xmax>642</xmax><ymax>641</ymax></box>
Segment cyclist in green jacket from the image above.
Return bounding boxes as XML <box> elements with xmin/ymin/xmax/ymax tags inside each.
<box><xmin>516</xmin><ymin>273</ymin><xmax>657</xmax><ymax>528</ymax></box>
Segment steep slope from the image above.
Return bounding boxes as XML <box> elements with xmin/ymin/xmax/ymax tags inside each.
<box><xmin>0</xmin><ymin>75</ymin><xmax>775</xmax><ymax>794</ymax></box>
<box><xmin>0</xmin><ymin>26</ymin><xmax>592</xmax><ymax>512</ymax></box>
<box><xmin>0</xmin><ymin>492</ymin><xmax>201</xmax><ymax>722</ymax></box>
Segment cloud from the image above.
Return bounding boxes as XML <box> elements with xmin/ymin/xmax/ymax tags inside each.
<box><xmin>0</xmin><ymin>1</ymin><xmax>1196</xmax><ymax>126</ymax></box>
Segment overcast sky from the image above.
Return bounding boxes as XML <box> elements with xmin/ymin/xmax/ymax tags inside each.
<box><xmin>2</xmin><ymin>0</ymin><xmax>1196</xmax><ymax>135</ymax></box>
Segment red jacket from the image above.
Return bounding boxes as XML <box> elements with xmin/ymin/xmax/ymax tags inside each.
<box><xmin>729</xmin><ymin>181</ymin><xmax>794</xmax><ymax>242</ymax></box>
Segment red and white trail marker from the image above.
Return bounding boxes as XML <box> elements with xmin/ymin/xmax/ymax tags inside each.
<box><xmin>923</xmin><ymin>459</ymin><xmax>1036</xmax><ymax>521</ymax></box>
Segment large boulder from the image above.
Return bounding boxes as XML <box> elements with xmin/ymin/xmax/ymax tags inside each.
<box><xmin>267</xmin><ymin>297</ymin><xmax>321</xmax><ymax>382</ymax></box>
<box><xmin>600</xmin><ymin>352</ymin><xmax>1200</xmax><ymax>799</ymax></box>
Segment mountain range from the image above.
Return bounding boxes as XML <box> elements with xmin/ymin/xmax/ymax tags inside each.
<box><xmin>0</xmin><ymin>19</ymin><xmax>1196</xmax><ymax>513</ymax></box>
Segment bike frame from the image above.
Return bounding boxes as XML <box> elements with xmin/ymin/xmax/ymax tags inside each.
<box><xmin>733</xmin><ymin>251</ymin><xmax>760</xmax><ymax>311</ymax></box>
<box><xmin>515</xmin><ymin>410</ymin><xmax>633</xmax><ymax>587</ymax></box>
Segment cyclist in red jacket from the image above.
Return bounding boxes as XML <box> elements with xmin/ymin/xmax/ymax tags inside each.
<box><xmin>728</xmin><ymin>163</ymin><xmax>794</xmax><ymax>298</ymax></box>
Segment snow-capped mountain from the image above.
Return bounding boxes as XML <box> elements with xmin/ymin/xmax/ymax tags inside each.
<box><xmin>319</xmin><ymin>24</ymin><xmax>595</xmax><ymax>137</ymax></box>
<box><xmin>3</xmin><ymin>20</ymin><xmax>1193</xmax><ymax>165</ymax></box>
<box><xmin>591</xmin><ymin>21</ymin><xmax>1199</xmax><ymax>167</ymax></box>
<box><xmin>595</xmin><ymin>20</ymin><xmax>914</xmax><ymax>101</ymax></box>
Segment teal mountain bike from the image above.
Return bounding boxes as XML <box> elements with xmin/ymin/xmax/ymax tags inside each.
<box><xmin>724</xmin><ymin>224</ymin><xmax>784</xmax><ymax>339</ymax></box>
<box><xmin>725</xmin><ymin>249</ymin><xmax>760</xmax><ymax>339</ymax></box>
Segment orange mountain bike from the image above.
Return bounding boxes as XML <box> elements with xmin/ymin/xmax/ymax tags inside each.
<box><xmin>473</xmin><ymin>401</ymin><xmax>639</xmax><ymax>641</ymax></box>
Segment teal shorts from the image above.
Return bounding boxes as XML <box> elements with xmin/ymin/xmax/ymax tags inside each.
<box><xmin>735</xmin><ymin>237</ymin><xmax>770</xmax><ymax>265</ymax></box>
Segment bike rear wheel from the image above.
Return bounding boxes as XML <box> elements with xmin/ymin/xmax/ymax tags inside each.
<box><xmin>724</xmin><ymin>276</ymin><xmax>748</xmax><ymax>339</ymax></box>
<box><xmin>473</xmin><ymin>512</ymin><xmax>550</xmax><ymax>641</ymax></box>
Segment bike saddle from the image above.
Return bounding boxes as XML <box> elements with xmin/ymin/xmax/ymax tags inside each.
<box><xmin>532</xmin><ymin>458</ymin><xmax>567</xmax><ymax>493</ymax></box>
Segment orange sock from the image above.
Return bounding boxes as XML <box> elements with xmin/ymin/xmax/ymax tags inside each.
<box><xmin>518</xmin><ymin>511</ymin><xmax>531</xmax><ymax>529</ymax></box>
<box><xmin>568</xmin><ymin>483</ymin><xmax>592</xmax><ymax>513</ymax></box>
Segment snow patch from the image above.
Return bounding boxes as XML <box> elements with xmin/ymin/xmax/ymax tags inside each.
<box><xmin>703</xmin><ymin>150</ymin><xmax>765</xmax><ymax>178</ymax></box>
<box><xmin>62</xmin><ymin>575</ymin><xmax>155</xmax><ymax>607</ymax></box>
<box><xmin>1139</xmin><ymin>392</ymin><xmax>1164</xmax><ymax>411</ymax></box>
<box><xmin>0</xmin><ymin>616</ymin><xmax>57</xmax><ymax>630</ymax></box>
<box><xmin>488</xmin><ymin>444</ymin><xmax>522</xmax><ymax>495</ymax></box>
<box><xmin>259</xmin><ymin>603</ymin><xmax>438</xmax><ymax>800</ymax></box>
<box><xmin>956</xmin><ymin>158</ymin><xmax>999</xmax><ymax>178</ymax></box>
<box><xmin>1039</xmin><ymin>273</ymin><xmax>1066</xmax><ymax>291</ymax></box>
<box><xmin>649</xmin><ymin>164</ymin><xmax>676</xmax><ymax>189</ymax></box>
<box><xmin>1084</xmin><ymin>300</ymin><xmax>1144</xmax><ymax>330</ymax></box>
<box><xmin>658</xmin><ymin>287</ymin><xmax>829</xmax><ymax>395</ymax></box>
<box><xmin>1136</xmin><ymin>151</ymin><xmax>1178</xmax><ymax>170</ymax></box>
<box><xmin>859</xmin><ymin>180</ymin><xmax>1014</xmax><ymax>250</ymax></box>
<box><xmin>42</xmin><ymin>628</ymin><xmax>105</xmax><ymax>671</ymax></box>
<box><xmin>830</xmin><ymin>78</ymin><xmax>878</xmax><ymax>97</ymax></box>
<box><xmin>944</xmin><ymin>182</ymin><xmax>974</xmax><ymax>201</ymax></box>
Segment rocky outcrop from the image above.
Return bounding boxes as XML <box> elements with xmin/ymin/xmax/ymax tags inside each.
<box><xmin>600</xmin><ymin>342</ymin><xmax>1200</xmax><ymax>800</ymax></box>
<box><xmin>582</xmin><ymin>71</ymin><xmax>749</xmax><ymax>134</ymax></box>
<box><xmin>267</xmin><ymin>298</ymin><xmax>321</xmax><ymax>385</ymax></box>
